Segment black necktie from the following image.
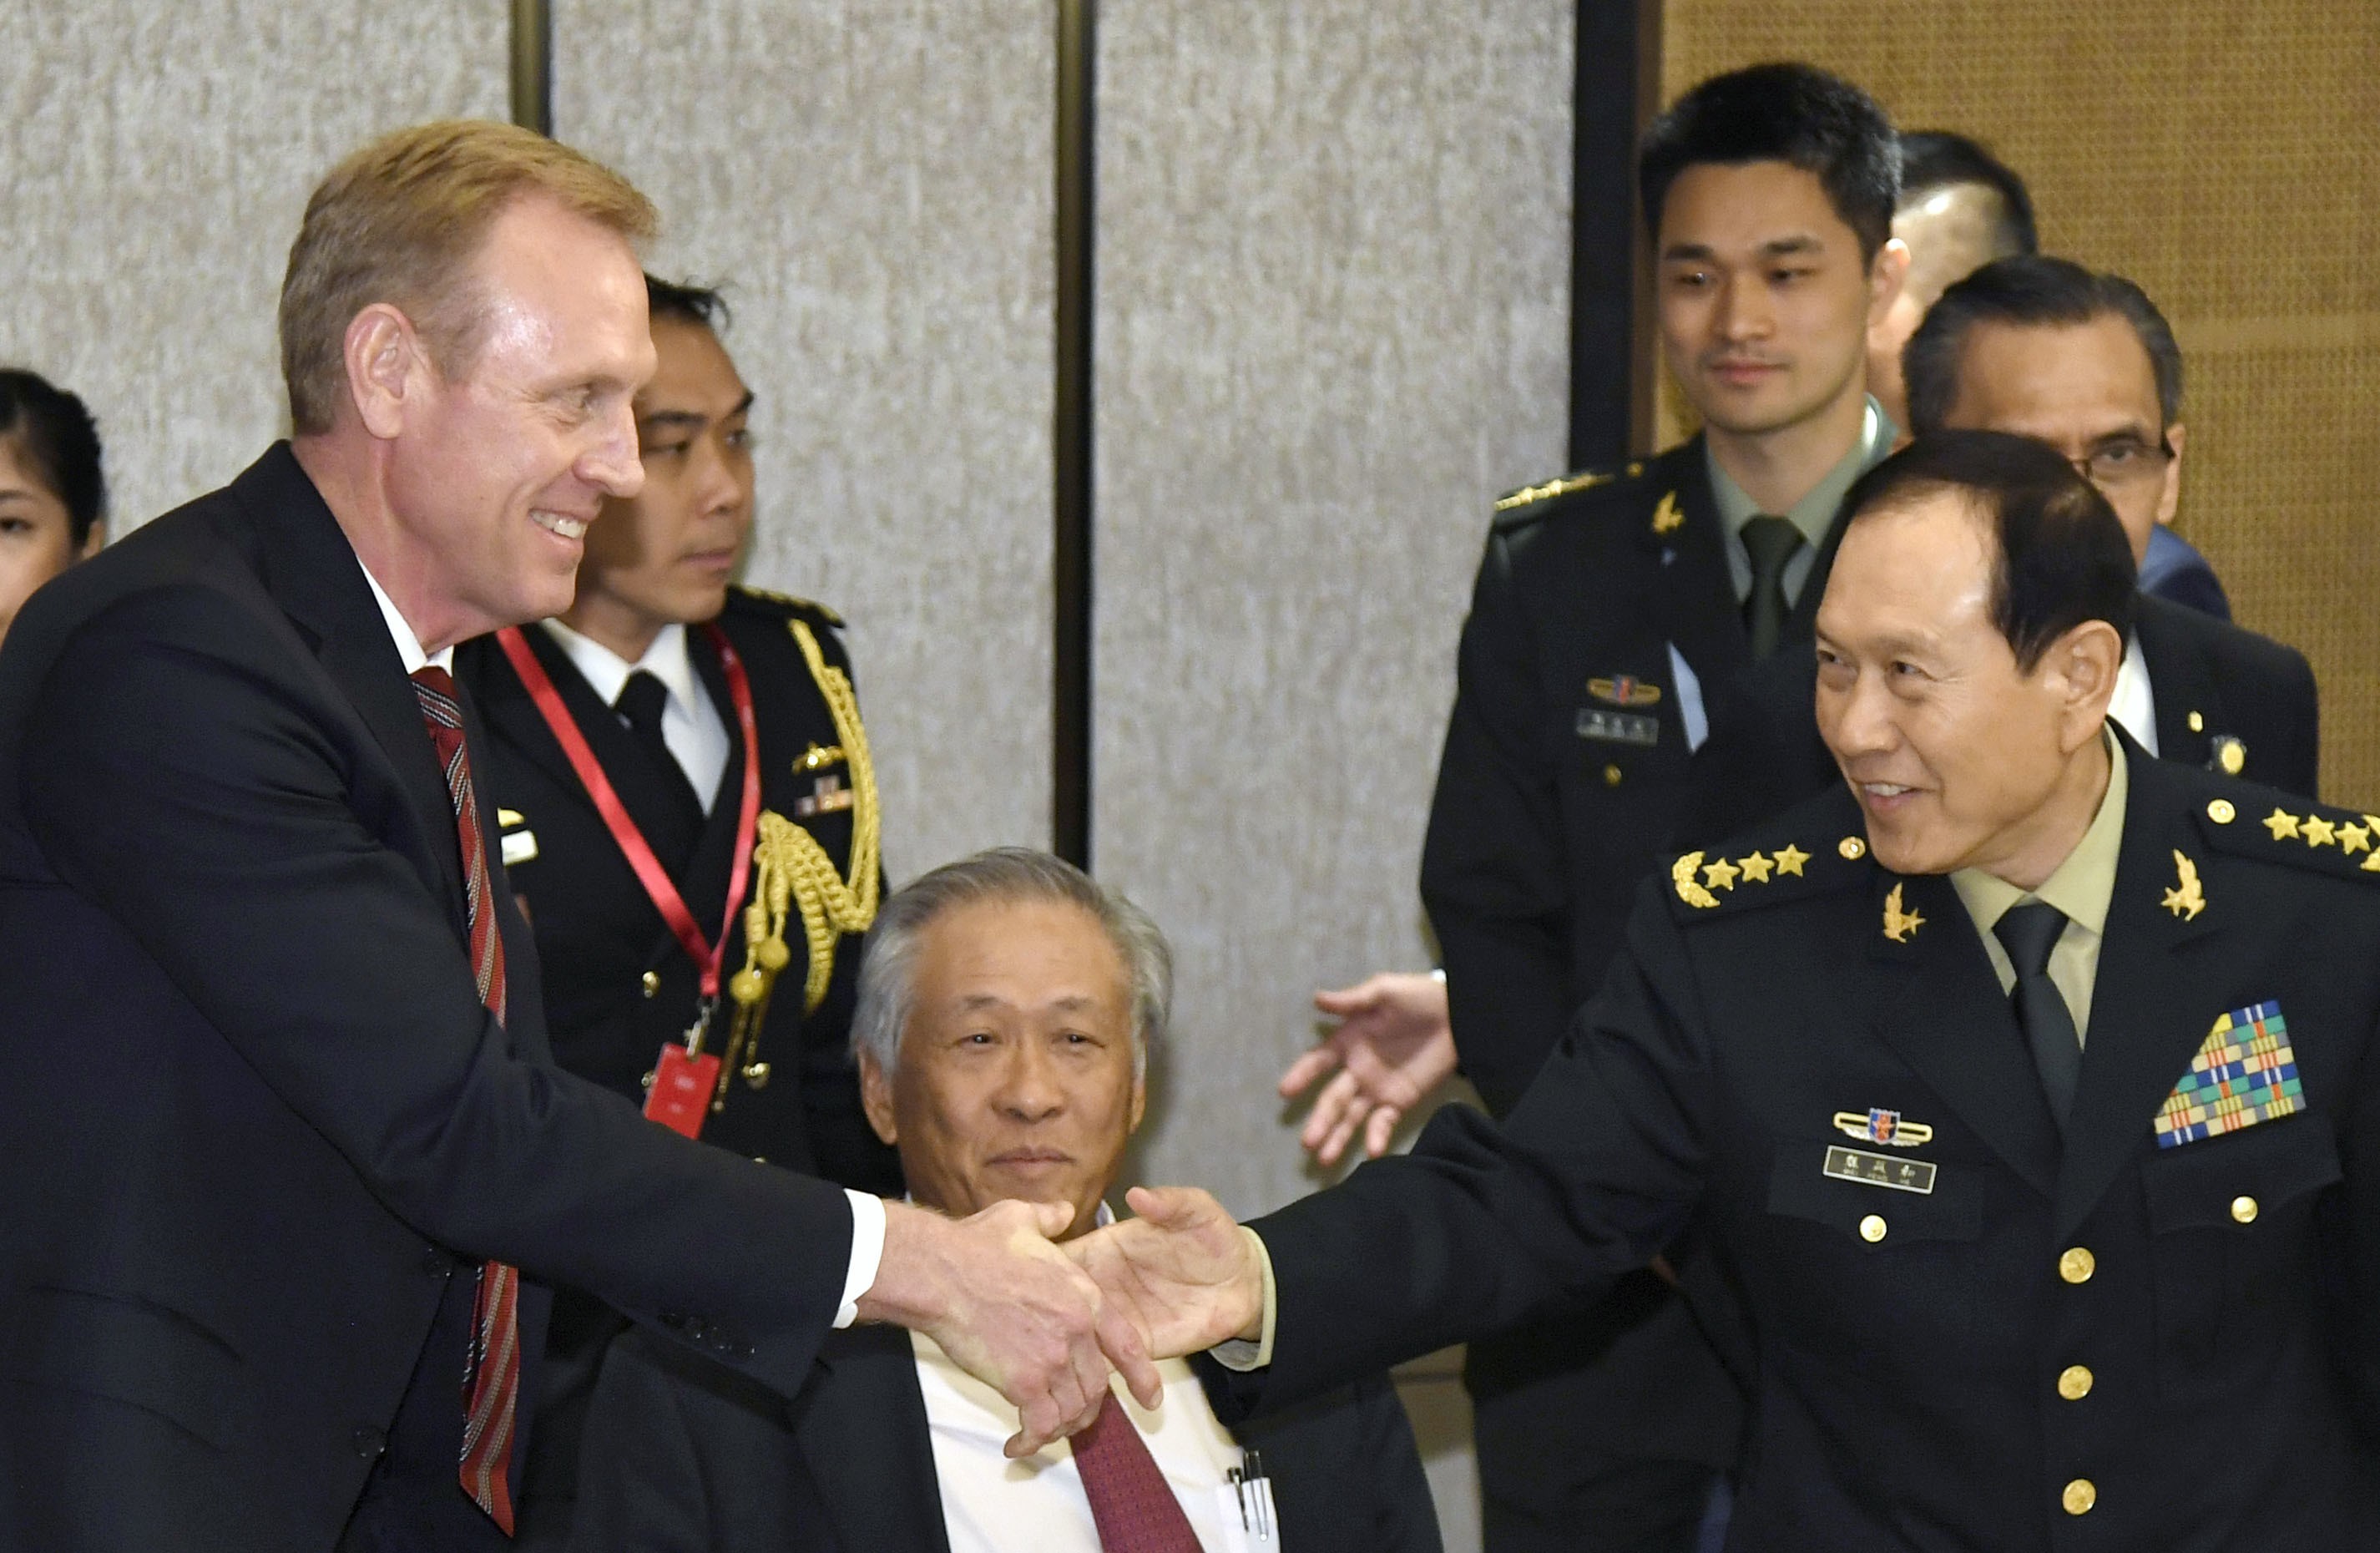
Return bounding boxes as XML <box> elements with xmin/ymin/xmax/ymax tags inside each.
<box><xmin>1741</xmin><ymin>515</ymin><xmax>1804</xmax><ymax>660</ymax></box>
<box><xmin>1994</xmin><ymin>902</ymin><xmax>2082</xmax><ymax>1127</ymax></box>
<box><xmin>615</xmin><ymin>670</ymin><xmax>706</xmax><ymax>836</ymax></box>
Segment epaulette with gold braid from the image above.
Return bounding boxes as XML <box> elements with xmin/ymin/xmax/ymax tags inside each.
<box><xmin>2196</xmin><ymin>792</ymin><xmax>2380</xmax><ymax>882</ymax></box>
<box><xmin>1490</xmin><ymin>458</ymin><xmax>1654</xmax><ymax>534</ymax></box>
<box><xmin>727</xmin><ymin>584</ymin><xmax>844</xmax><ymax>629</ymax></box>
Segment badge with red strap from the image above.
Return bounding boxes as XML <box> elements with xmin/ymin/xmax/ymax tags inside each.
<box><xmin>494</xmin><ymin>624</ymin><xmax>761</xmax><ymax>1140</ymax></box>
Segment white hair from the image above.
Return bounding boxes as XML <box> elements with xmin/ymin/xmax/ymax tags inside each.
<box><xmin>849</xmin><ymin>847</ymin><xmax>1171</xmax><ymax>1078</ymax></box>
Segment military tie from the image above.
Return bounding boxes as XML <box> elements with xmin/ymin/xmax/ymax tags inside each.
<box><xmin>1741</xmin><ymin>514</ymin><xmax>1804</xmax><ymax>660</ymax></box>
<box><xmin>614</xmin><ymin>669</ymin><xmax>707</xmax><ymax>832</ymax></box>
<box><xmin>1070</xmin><ymin>1392</ymin><xmax>1203</xmax><ymax>1552</ymax></box>
<box><xmin>409</xmin><ymin>667</ymin><xmax>522</xmax><ymax>1535</ymax></box>
<box><xmin>1994</xmin><ymin>901</ymin><xmax>2082</xmax><ymax>1128</ymax></box>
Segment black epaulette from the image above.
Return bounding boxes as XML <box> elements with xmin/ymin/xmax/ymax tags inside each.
<box><xmin>1665</xmin><ymin>822</ymin><xmax>1875</xmax><ymax>923</ymax></box>
<box><xmin>725</xmin><ymin>584</ymin><xmax>845</xmax><ymax>630</ymax></box>
<box><xmin>2196</xmin><ymin>790</ymin><xmax>2380</xmax><ymax>884</ymax></box>
<box><xmin>1489</xmin><ymin>458</ymin><xmax>1652</xmax><ymax>535</ymax></box>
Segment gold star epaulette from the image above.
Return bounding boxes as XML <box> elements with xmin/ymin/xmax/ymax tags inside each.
<box><xmin>2196</xmin><ymin>792</ymin><xmax>2380</xmax><ymax>882</ymax></box>
<box><xmin>1665</xmin><ymin>830</ymin><xmax>1872</xmax><ymax>923</ymax></box>
<box><xmin>727</xmin><ymin>584</ymin><xmax>845</xmax><ymax>629</ymax></box>
<box><xmin>1489</xmin><ymin>459</ymin><xmax>1648</xmax><ymax>533</ymax></box>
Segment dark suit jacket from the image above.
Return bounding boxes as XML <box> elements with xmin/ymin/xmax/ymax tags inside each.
<box><xmin>571</xmin><ymin>1323</ymin><xmax>1443</xmax><ymax>1553</ymax></box>
<box><xmin>1688</xmin><ymin>590</ymin><xmax>2322</xmax><ymax>845</ymax></box>
<box><xmin>453</xmin><ymin>595</ymin><xmax>901</xmax><ymax>1537</ymax></box>
<box><xmin>1418</xmin><ymin>438</ymin><xmax>1849</xmax><ymax>1476</ymax></box>
<box><xmin>0</xmin><ymin>447</ymin><xmax>852</xmax><ymax>1553</ymax></box>
<box><xmin>2140</xmin><ymin>524</ymin><xmax>2231</xmax><ymax>620</ymax></box>
<box><xmin>1227</xmin><ymin>745</ymin><xmax>2380</xmax><ymax>1549</ymax></box>
<box><xmin>453</xmin><ymin>593</ymin><xmax>897</xmax><ymax>1190</ymax></box>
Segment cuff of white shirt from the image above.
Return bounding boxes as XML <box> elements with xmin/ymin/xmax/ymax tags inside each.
<box><xmin>1208</xmin><ymin>1226</ymin><xmax>1278</xmax><ymax>1372</ymax></box>
<box><xmin>836</xmin><ymin>1190</ymin><xmax>887</xmax><ymax>1328</ymax></box>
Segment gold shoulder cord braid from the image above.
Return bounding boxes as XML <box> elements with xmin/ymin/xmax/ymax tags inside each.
<box><xmin>713</xmin><ymin>619</ymin><xmax>882</xmax><ymax>1109</ymax></box>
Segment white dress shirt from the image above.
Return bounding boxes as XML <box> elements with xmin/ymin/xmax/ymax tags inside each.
<box><xmin>2108</xmin><ymin>632</ymin><xmax>2159</xmax><ymax>756</ymax></box>
<box><xmin>355</xmin><ymin>558</ymin><xmax>883</xmax><ymax>1323</ymax></box>
<box><xmin>912</xmin><ymin>1211</ymin><xmax>1278</xmax><ymax>1552</ymax></box>
<box><xmin>538</xmin><ymin>618</ymin><xmax>732</xmax><ymax>811</ymax></box>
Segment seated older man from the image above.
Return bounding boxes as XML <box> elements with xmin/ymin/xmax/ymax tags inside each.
<box><xmin>572</xmin><ymin>847</ymin><xmax>1443</xmax><ymax>1553</ymax></box>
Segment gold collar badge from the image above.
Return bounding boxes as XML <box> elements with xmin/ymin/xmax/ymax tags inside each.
<box><xmin>2162</xmin><ymin>849</ymin><xmax>2206</xmax><ymax>921</ymax></box>
<box><xmin>1881</xmin><ymin>883</ymin><xmax>1924</xmax><ymax>943</ymax></box>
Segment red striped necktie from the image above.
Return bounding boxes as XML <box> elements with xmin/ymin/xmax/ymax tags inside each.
<box><xmin>1071</xmin><ymin>1391</ymin><xmax>1204</xmax><ymax>1552</ymax></box>
<box><xmin>410</xmin><ymin>666</ymin><xmax>522</xmax><ymax>1535</ymax></box>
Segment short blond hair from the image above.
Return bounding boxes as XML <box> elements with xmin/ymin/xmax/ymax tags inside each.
<box><xmin>278</xmin><ymin>120</ymin><xmax>658</xmax><ymax>435</ymax></box>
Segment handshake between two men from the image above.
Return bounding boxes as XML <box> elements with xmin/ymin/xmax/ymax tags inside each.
<box><xmin>870</xmin><ymin>1185</ymin><xmax>1261</xmax><ymax>1459</ymax></box>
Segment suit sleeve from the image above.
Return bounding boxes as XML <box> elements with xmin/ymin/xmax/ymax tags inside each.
<box><xmin>1419</xmin><ymin>528</ymin><xmax>1580</xmax><ymax>1117</ymax></box>
<box><xmin>1225</xmin><ymin>875</ymin><xmax>1712</xmax><ymax>1414</ymax></box>
<box><xmin>19</xmin><ymin>587</ymin><xmax>848</xmax><ymax>1399</ymax></box>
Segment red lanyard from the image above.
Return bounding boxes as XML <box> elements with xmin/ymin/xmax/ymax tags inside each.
<box><xmin>493</xmin><ymin>623</ymin><xmax>762</xmax><ymax>1003</ymax></box>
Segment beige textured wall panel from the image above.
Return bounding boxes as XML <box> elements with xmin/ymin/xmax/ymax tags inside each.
<box><xmin>1094</xmin><ymin>1</ymin><xmax>1574</xmax><ymax>1225</ymax></box>
<box><xmin>1</xmin><ymin>2</ymin><xmax>507</xmax><ymax>533</ymax></box>
<box><xmin>554</xmin><ymin>3</ymin><xmax>1055</xmax><ymax>878</ymax></box>
<box><xmin>1661</xmin><ymin>0</ymin><xmax>2380</xmax><ymax>804</ymax></box>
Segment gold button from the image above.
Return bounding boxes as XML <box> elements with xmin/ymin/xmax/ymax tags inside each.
<box><xmin>1858</xmin><ymin>1214</ymin><xmax>1887</xmax><ymax>1242</ymax></box>
<box><xmin>2207</xmin><ymin>798</ymin><xmax>2236</xmax><ymax>824</ymax></box>
<box><xmin>2062</xmin><ymin>1479</ymin><xmax>2096</xmax><ymax>1515</ymax></box>
<box><xmin>1604</xmin><ymin>763</ymin><xmax>1624</xmax><ymax>787</ymax></box>
<box><xmin>2231</xmin><ymin>1195</ymin><xmax>2259</xmax><ymax>1224</ymax></box>
<box><xmin>2218</xmin><ymin>740</ymin><xmax>2246</xmax><ymax>775</ymax></box>
<box><xmin>2187</xmin><ymin>711</ymin><xmax>2204</xmax><ymax>732</ymax></box>
<box><xmin>641</xmin><ymin>970</ymin><xmax>660</xmax><ymax>998</ymax></box>
<box><xmin>1839</xmin><ymin>836</ymin><xmax>1867</xmax><ymax>860</ymax></box>
<box><xmin>2059</xmin><ymin>1247</ymin><xmax>2096</xmax><ymax>1284</ymax></box>
<box><xmin>2057</xmin><ymin>1364</ymin><xmax>2094</xmax><ymax>1400</ymax></box>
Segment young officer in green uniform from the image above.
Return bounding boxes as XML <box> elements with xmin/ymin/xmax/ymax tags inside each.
<box><xmin>1420</xmin><ymin>63</ymin><xmax>1909</xmax><ymax>1550</ymax></box>
<box><xmin>1085</xmin><ymin>430</ymin><xmax>2380</xmax><ymax>1551</ymax></box>
<box><xmin>453</xmin><ymin>276</ymin><xmax>897</xmax><ymax>1541</ymax></box>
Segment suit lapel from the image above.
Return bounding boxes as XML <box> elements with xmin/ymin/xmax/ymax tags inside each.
<box><xmin>678</xmin><ymin>629</ymin><xmax>750</xmax><ymax>947</ymax></box>
<box><xmin>1645</xmin><ymin>442</ymin><xmax>1753</xmax><ymax>701</ymax></box>
<box><xmin>2054</xmin><ymin>751</ymin><xmax>2228</xmax><ymax>1237</ymax></box>
<box><xmin>240</xmin><ymin>447</ymin><xmax>467</xmax><ymax>921</ymax></box>
<box><xmin>514</xmin><ymin>622</ymin><xmax>707</xmax><ymax>873</ymax></box>
<box><xmin>1862</xmin><ymin>870</ymin><xmax>2061</xmax><ymax>1199</ymax></box>
<box><xmin>794</xmin><ymin>1328</ymin><xmax>953</xmax><ymax>1553</ymax></box>
<box><xmin>2135</xmin><ymin>594</ymin><xmax>2219</xmax><ymax>768</ymax></box>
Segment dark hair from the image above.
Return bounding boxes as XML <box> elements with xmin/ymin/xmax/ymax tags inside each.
<box><xmin>1904</xmin><ymin>255</ymin><xmax>2183</xmax><ymax>437</ymax></box>
<box><xmin>0</xmin><ymin>368</ymin><xmax>108</xmax><ymax>547</ymax></box>
<box><xmin>1639</xmin><ymin>63</ymin><xmax>1900</xmax><ymax>260</ymax></box>
<box><xmin>646</xmin><ymin>274</ymin><xmax>730</xmax><ymax>331</ymax></box>
<box><xmin>1840</xmin><ymin>429</ymin><xmax>2135</xmax><ymax>670</ymax></box>
<box><xmin>1897</xmin><ymin>130</ymin><xmax>2038</xmax><ymax>257</ymax></box>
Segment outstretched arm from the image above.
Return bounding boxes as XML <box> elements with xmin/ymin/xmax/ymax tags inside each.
<box><xmin>1279</xmin><ymin>972</ymin><xmax>1459</xmax><ymax>1165</ymax></box>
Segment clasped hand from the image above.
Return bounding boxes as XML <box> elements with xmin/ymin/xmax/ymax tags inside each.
<box><xmin>858</xmin><ymin>1190</ymin><xmax>1266</xmax><ymax>1457</ymax></box>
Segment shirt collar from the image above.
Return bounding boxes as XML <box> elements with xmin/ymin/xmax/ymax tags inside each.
<box><xmin>1706</xmin><ymin>397</ymin><xmax>1896</xmax><ymax>550</ymax></box>
<box><xmin>356</xmin><ymin>559</ymin><xmax>451</xmax><ymax>675</ymax></box>
<box><xmin>1950</xmin><ymin>729</ymin><xmax>2130</xmax><ymax>936</ymax></box>
<box><xmin>539</xmin><ymin>618</ymin><xmax>698</xmax><ymax>715</ymax></box>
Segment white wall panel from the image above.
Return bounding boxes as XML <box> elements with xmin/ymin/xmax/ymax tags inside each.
<box><xmin>555</xmin><ymin>2</ymin><xmax>1056</xmax><ymax>878</ymax></box>
<box><xmin>1</xmin><ymin>1</ymin><xmax>507</xmax><ymax>532</ymax></box>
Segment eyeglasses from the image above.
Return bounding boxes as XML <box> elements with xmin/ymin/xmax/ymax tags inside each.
<box><xmin>2068</xmin><ymin>435</ymin><xmax>2175</xmax><ymax>493</ymax></box>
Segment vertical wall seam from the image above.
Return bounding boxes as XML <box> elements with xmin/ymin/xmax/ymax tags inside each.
<box><xmin>1053</xmin><ymin>0</ymin><xmax>1097</xmax><ymax>867</ymax></box>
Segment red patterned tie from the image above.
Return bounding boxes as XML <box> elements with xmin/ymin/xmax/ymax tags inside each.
<box><xmin>1070</xmin><ymin>1392</ymin><xmax>1204</xmax><ymax>1552</ymax></box>
<box><xmin>410</xmin><ymin>666</ymin><xmax>521</xmax><ymax>1535</ymax></box>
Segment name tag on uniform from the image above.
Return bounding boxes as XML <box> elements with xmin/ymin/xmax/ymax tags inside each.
<box><xmin>1575</xmin><ymin>708</ymin><xmax>1660</xmax><ymax>746</ymax></box>
<box><xmin>500</xmin><ymin>829</ymin><xmax>539</xmax><ymax>865</ymax></box>
<box><xmin>1824</xmin><ymin>1145</ymin><xmax>1937</xmax><ymax>1195</ymax></box>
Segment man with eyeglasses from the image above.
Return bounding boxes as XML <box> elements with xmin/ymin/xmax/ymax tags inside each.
<box><xmin>1901</xmin><ymin>255</ymin><xmax>2317</xmax><ymax>796</ymax></box>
